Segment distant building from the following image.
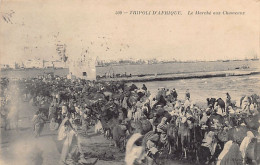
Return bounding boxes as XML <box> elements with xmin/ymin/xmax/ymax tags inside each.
<box><xmin>0</xmin><ymin>64</ymin><xmax>10</xmax><ymax>69</ymax></box>
<box><xmin>68</xmin><ymin>57</ymin><xmax>96</xmax><ymax>81</ymax></box>
<box><xmin>52</xmin><ymin>60</ymin><xmax>66</xmax><ymax>68</ymax></box>
<box><xmin>43</xmin><ymin>60</ymin><xmax>54</xmax><ymax>68</ymax></box>
<box><xmin>24</xmin><ymin>59</ymin><xmax>43</xmax><ymax>68</ymax></box>
<box><xmin>8</xmin><ymin>62</ymin><xmax>16</xmax><ymax>69</ymax></box>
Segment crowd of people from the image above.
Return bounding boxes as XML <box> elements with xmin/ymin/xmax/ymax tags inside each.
<box><xmin>1</xmin><ymin>74</ymin><xmax>260</xmax><ymax>165</ymax></box>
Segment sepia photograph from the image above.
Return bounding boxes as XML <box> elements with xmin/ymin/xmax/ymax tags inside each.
<box><xmin>0</xmin><ymin>0</ymin><xmax>259</xmax><ymax>164</ymax></box>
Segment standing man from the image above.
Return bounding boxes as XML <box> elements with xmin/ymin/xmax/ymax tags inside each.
<box><xmin>142</xmin><ymin>84</ymin><xmax>147</xmax><ymax>91</ymax></box>
<box><xmin>185</xmin><ymin>89</ymin><xmax>190</xmax><ymax>100</ymax></box>
<box><xmin>61</xmin><ymin>102</ymin><xmax>68</xmax><ymax>120</ymax></box>
<box><xmin>58</xmin><ymin>118</ymin><xmax>95</xmax><ymax>164</ymax></box>
<box><xmin>172</xmin><ymin>88</ymin><xmax>178</xmax><ymax>101</ymax></box>
<box><xmin>226</xmin><ymin>92</ymin><xmax>231</xmax><ymax>111</ymax></box>
<box><xmin>81</xmin><ymin>106</ymin><xmax>91</xmax><ymax>136</ymax></box>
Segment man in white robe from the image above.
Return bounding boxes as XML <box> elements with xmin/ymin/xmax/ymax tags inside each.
<box><xmin>240</xmin><ymin>131</ymin><xmax>255</xmax><ymax>164</ymax></box>
<box><xmin>58</xmin><ymin>118</ymin><xmax>92</xmax><ymax>165</ymax></box>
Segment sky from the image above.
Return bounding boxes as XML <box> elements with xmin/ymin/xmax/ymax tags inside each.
<box><xmin>0</xmin><ymin>0</ymin><xmax>259</xmax><ymax>65</ymax></box>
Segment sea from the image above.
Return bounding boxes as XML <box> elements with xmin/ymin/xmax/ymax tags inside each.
<box><xmin>132</xmin><ymin>74</ymin><xmax>260</xmax><ymax>106</ymax></box>
<box><xmin>1</xmin><ymin>60</ymin><xmax>259</xmax><ymax>105</ymax></box>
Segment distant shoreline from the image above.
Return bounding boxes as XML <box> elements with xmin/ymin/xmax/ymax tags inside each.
<box><xmin>1</xmin><ymin>68</ymin><xmax>259</xmax><ymax>84</ymax></box>
<box><xmin>1</xmin><ymin>60</ymin><xmax>259</xmax><ymax>81</ymax></box>
<box><xmin>1</xmin><ymin>58</ymin><xmax>258</xmax><ymax>70</ymax></box>
<box><xmin>96</xmin><ymin>58</ymin><xmax>259</xmax><ymax>67</ymax></box>
<box><xmin>0</xmin><ymin>67</ymin><xmax>65</xmax><ymax>71</ymax></box>
<box><xmin>98</xmin><ymin>70</ymin><xmax>260</xmax><ymax>83</ymax></box>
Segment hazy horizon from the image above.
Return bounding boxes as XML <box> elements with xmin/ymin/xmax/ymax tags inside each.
<box><xmin>1</xmin><ymin>55</ymin><xmax>259</xmax><ymax>66</ymax></box>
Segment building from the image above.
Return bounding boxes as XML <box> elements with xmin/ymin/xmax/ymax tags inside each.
<box><xmin>68</xmin><ymin>56</ymin><xmax>96</xmax><ymax>80</ymax></box>
<box><xmin>0</xmin><ymin>64</ymin><xmax>10</xmax><ymax>69</ymax></box>
<box><xmin>52</xmin><ymin>60</ymin><xmax>66</xmax><ymax>68</ymax></box>
<box><xmin>24</xmin><ymin>59</ymin><xmax>43</xmax><ymax>68</ymax></box>
<box><xmin>43</xmin><ymin>60</ymin><xmax>54</xmax><ymax>68</ymax></box>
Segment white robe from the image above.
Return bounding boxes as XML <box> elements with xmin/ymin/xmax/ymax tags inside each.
<box><xmin>60</xmin><ymin>129</ymin><xmax>77</xmax><ymax>162</ymax></box>
<box><xmin>239</xmin><ymin>131</ymin><xmax>254</xmax><ymax>161</ymax></box>
<box><xmin>127</xmin><ymin>108</ymin><xmax>134</xmax><ymax>119</ymax></box>
<box><xmin>125</xmin><ymin>133</ymin><xmax>145</xmax><ymax>165</ymax></box>
<box><xmin>217</xmin><ymin>140</ymin><xmax>233</xmax><ymax>165</ymax></box>
<box><xmin>94</xmin><ymin>120</ymin><xmax>103</xmax><ymax>133</ymax></box>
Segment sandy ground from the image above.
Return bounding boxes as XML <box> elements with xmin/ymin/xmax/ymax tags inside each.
<box><xmin>0</xmin><ymin>101</ymin><xmax>60</xmax><ymax>165</ymax></box>
<box><xmin>0</xmin><ymin>100</ymin><xmax>192</xmax><ymax>165</ymax></box>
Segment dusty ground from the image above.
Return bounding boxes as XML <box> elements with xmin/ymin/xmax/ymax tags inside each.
<box><xmin>0</xmin><ymin>101</ymin><xmax>60</xmax><ymax>165</ymax></box>
<box><xmin>0</xmin><ymin>100</ymin><xmax>192</xmax><ymax>165</ymax></box>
